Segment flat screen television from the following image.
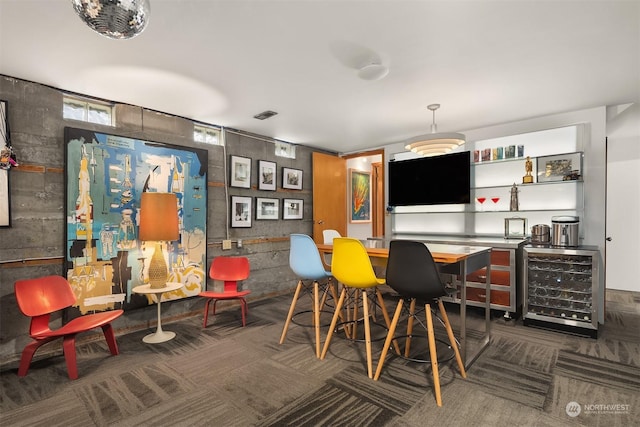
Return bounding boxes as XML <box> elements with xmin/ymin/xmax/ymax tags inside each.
<box><xmin>388</xmin><ymin>151</ymin><xmax>471</xmax><ymax>206</ymax></box>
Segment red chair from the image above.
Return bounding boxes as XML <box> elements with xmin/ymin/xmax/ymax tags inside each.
<box><xmin>14</xmin><ymin>275</ymin><xmax>124</xmax><ymax>380</ymax></box>
<box><xmin>199</xmin><ymin>256</ymin><xmax>251</xmax><ymax>327</ymax></box>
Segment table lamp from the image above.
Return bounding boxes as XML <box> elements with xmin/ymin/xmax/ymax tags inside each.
<box><xmin>139</xmin><ymin>192</ymin><xmax>179</xmax><ymax>289</ymax></box>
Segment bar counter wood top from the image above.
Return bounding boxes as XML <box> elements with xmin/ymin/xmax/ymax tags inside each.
<box><xmin>316</xmin><ymin>241</ymin><xmax>491</xmax><ymax>265</ymax></box>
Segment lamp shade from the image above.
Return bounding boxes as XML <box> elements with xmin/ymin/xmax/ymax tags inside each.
<box><xmin>405</xmin><ymin>133</ymin><xmax>466</xmax><ymax>157</ymax></box>
<box><xmin>139</xmin><ymin>192</ymin><xmax>179</xmax><ymax>242</ymax></box>
<box><xmin>406</xmin><ymin>104</ymin><xmax>465</xmax><ymax>157</ymax></box>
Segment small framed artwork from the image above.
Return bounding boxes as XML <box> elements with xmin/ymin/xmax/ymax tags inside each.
<box><xmin>258</xmin><ymin>160</ymin><xmax>277</xmax><ymax>191</ymax></box>
<box><xmin>231</xmin><ymin>196</ymin><xmax>252</xmax><ymax>227</ymax></box>
<box><xmin>537</xmin><ymin>152</ymin><xmax>583</xmax><ymax>182</ymax></box>
<box><xmin>256</xmin><ymin>197</ymin><xmax>279</xmax><ymax>220</ymax></box>
<box><xmin>230</xmin><ymin>155</ymin><xmax>251</xmax><ymax>188</ymax></box>
<box><xmin>283</xmin><ymin>198</ymin><xmax>303</xmax><ymax>220</ymax></box>
<box><xmin>282</xmin><ymin>167</ymin><xmax>303</xmax><ymax>190</ymax></box>
<box><xmin>349</xmin><ymin>169</ymin><xmax>371</xmax><ymax>223</ymax></box>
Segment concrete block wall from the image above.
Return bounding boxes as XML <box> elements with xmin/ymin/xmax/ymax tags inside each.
<box><xmin>0</xmin><ymin>75</ymin><xmax>320</xmax><ymax>365</ymax></box>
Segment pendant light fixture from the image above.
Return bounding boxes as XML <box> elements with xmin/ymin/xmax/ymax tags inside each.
<box><xmin>405</xmin><ymin>104</ymin><xmax>465</xmax><ymax>157</ymax></box>
<box><xmin>72</xmin><ymin>0</ymin><xmax>151</xmax><ymax>40</ymax></box>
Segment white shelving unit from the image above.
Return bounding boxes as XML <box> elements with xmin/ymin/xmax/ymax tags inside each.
<box><xmin>389</xmin><ymin>125</ymin><xmax>587</xmax><ymax>318</ymax></box>
<box><xmin>391</xmin><ymin>124</ymin><xmax>585</xmax><ymax>238</ymax></box>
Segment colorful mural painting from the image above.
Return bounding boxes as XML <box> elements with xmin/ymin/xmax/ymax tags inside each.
<box><xmin>65</xmin><ymin>127</ymin><xmax>208</xmax><ymax>316</ymax></box>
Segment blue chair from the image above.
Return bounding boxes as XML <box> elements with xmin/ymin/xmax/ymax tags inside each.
<box><xmin>280</xmin><ymin>234</ymin><xmax>342</xmax><ymax>358</ymax></box>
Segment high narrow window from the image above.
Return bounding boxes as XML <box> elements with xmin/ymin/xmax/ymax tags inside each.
<box><xmin>275</xmin><ymin>140</ymin><xmax>296</xmax><ymax>159</ymax></box>
<box><xmin>194</xmin><ymin>124</ymin><xmax>222</xmax><ymax>145</ymax></box>
<box><xmin>63</xmin><ymin>95</ymin><xmax>114</xmax><ymax>126</ymax></box>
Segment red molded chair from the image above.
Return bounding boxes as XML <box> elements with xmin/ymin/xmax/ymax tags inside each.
<box><xmin>199</xmin><ymin>256</ymin><xmax>251</xmax><ymax>327</ymax></box>
<box><xmin>14</xmin><ymin>275</ymin><xmax>124</xmax><ymax>380</ymax></box>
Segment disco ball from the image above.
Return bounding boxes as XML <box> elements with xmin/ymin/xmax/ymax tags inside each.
<box><xmin>71</xmin><ymin>0</ymin><xmax>151</xmax><ymax>40</ymax></box>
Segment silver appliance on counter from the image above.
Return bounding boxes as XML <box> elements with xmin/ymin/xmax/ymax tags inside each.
<box><xmin>551</xmin><ymin>215</ymin><xmax>579</xmax><ymax>247</ymax></box>
<box><xmin>531</xmin><ymin>224</ymin><xmax>551</xmax><ymax>245</ymax></box>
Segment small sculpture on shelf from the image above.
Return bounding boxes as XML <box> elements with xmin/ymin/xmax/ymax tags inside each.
<box><xmin>563</xmin><ymin>170</ymin><xmax>581</xmax><ymax>181</ymax></box>
<box><xmin>510</xmin><ymin>183</ymin><xmax>519</xmax><ymax>211</ymax></box>
<box><xmin>522</xmin><ymin>156</ymin><xmax>534</xmax><ymax>184</ymax></box>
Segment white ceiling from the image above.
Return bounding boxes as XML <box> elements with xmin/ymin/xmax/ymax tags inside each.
<box><xmin>1</xmin><ymin>1</ymin><xmax>638</xmax><ymax>154</ymax></box>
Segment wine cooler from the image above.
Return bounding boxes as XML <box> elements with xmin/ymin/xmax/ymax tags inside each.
<box><xmin>523</xmin><ymin>246</ymin><xmax>599</xmax><ymax>338</ymax></box>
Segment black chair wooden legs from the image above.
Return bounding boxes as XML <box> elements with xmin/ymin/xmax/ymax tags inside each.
<box><xmin>374</xmin><ymin>298</ymin><xmax>466</xmax><ymax>407</ymax></box>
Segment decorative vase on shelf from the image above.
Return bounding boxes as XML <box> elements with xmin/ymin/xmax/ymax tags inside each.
<box><xmin>510</xmin><ymin>183</ymin><xmax>519</xmax><ymax>212</ymax></box>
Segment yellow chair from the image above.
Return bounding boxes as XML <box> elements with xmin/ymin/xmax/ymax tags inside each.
<box><xmin>320</xmin><ymin>237</ymin><xmax>398</xmax><ymax>378</ymax></box>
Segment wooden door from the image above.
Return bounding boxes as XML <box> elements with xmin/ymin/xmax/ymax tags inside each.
<box><xmin>371</xmin><ymin>162</ymin><xmax>384</xmax><ymax>237</ymax></box>
<box><xmin>312</xmin><ymin>152</ymin><xmax>346</xmax><ymax>243</ymax></box>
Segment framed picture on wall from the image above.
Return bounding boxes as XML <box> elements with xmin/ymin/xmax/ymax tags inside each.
<box><xmin>536</xmin><ymin>152</ymin><xmax>582</xmax><ymax>182</ymax></box>
<box><xmin>258</xmin><ymin>160</ymin><xmax>276</xmax><ymax>191</ymax></box>
<box><xmin>256</xmin><ymin>197</ymin><xmax>279</xmax><ymax>220</ymax></box>
<box><xmin>282</xmin><ymin>167</ymin><xmax>303</xmax><ymax>190</ymax></box>
<box><xmin>231</xmin><ymin>195</ymin><xmax>252</xmax><ymax>227</ymax></box>
<box><xmin>349</xmin><ymin>169</ymin><xmax>371</xmax><ymax>223</ymax></box>
<box><xmin>283</xmin><ymin>198</ymin><xmax>303</xmax><ymax>219</ymax></box>
<box><xmin>230</xmin><ymin>155</ymin><xmax>251</xmax><ymax>188</ymax></box>
<box><xmin>0</xmin><ymin>99</ymin><xmax>10</xmax><ymax>227</ymax></box>
<box><xmin>64</xmin><ymin>127</ymin><xmax>208</xmax><ymax>316</ymax></box>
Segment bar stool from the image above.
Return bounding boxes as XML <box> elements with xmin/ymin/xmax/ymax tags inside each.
<box><xmin>320</xmin><ymin>237</ymin><xmax>398</xmax><ymax>378</ymax></box>
<box><xmin>280</xmin><ymin>234</ymin><xmax>342</xmax><ymax>358</ymax></box>
<box><xmin>322</xmin><ymin>229</ymin><xmax>341</xmax><ymax>244</ymax></box>
<box><xmin>321</xmin><ymin>229</ymin><xmax>341</xmax><ymax>267</ymax></box>
<box><xmin>373</xmin><ymin>240</ymin><xmax>467</xmax><ymax>407</ymax></box>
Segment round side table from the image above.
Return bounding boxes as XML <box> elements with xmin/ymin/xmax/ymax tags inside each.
<box><xmin>132</xmin><ymin>282</ymin><xmax>183</xmax><ymax>343</ymax></box>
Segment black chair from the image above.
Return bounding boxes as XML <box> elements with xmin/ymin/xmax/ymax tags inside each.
<box><xmin>373</xmin><ymin>240</ymin><xmax>466</xmax><ymax>407</ymax></box>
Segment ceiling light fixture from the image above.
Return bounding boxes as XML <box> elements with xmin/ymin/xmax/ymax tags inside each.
<box><xmin>72</xmin><ymin>0</ymin><xmax>151</xmax><ymax>40</ymax></box>
<box><xmin>357</xmin><ymin>63</ymin><xmax>389</xmax><ymax>81</ymax></box>
<box><xmin>405</xmin><ymin>104</ymin><xmax>465</xmax><ymax>157</ymax></box>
